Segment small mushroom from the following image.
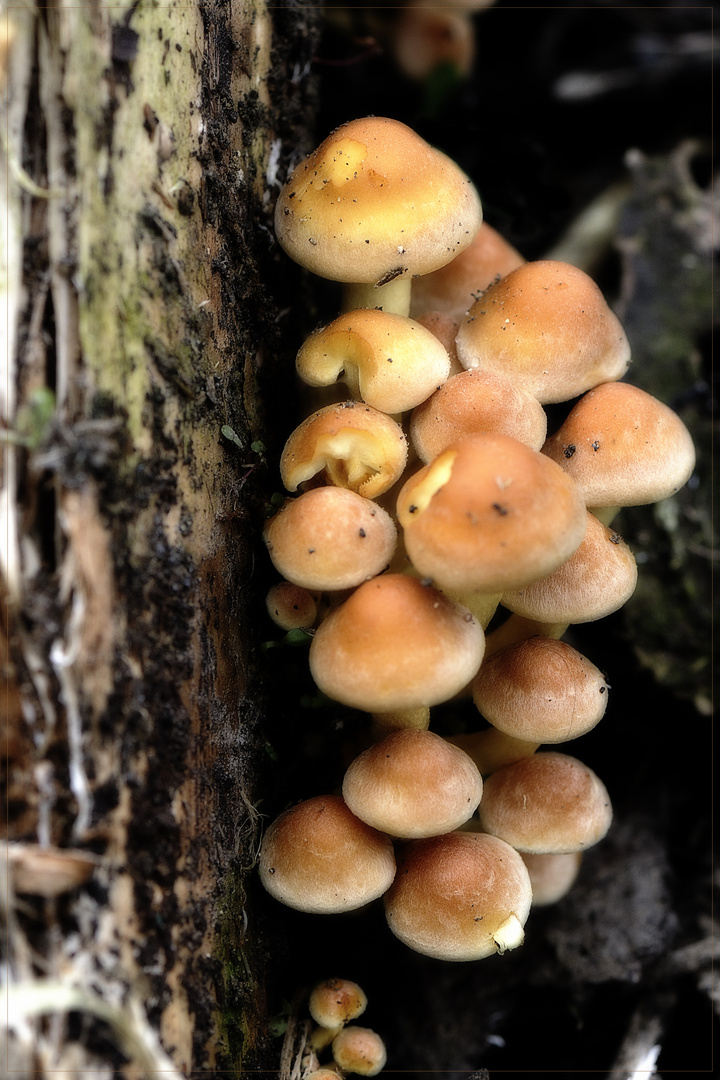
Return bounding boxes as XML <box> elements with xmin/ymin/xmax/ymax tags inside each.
<box><xmin>331</xmin><ymin>1025</ymin><xmax>387</xmax><ymax>1077</ymax></box>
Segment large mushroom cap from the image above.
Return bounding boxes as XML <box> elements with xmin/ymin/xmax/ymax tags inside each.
<box><xmin>342</xmin><ymin>729</ymin><xmax>483</xmax><ymax>838</ymax></box>
<box><xmin>258</xmin><ymin>795</ymin><xmax>396</xmax><ymax>914</ymax></box>
<box><xmin>477</xmin><ymin>751</ymin><xmax>613</xmax><ymax>853</ymax></box>
<box><xmin>274</xmin><ymin>116</ymin><xmax>482</xmax><ymax>285</ymax></box>
<box><xmin>309</xmin><ymin>573</ymin><xmax>485</xmax><ymax>712</ymax></box>
<box><xmin>396</xmin><ymin>432</ymin><xmax>587</xmax><ymax>593</ymax></box>
<box><xmin>541</xmin><ymin>380</ymin><xmax>696</xmax><ymax>509</ymax></box>
<box><xmin>384</xmin><ymin>831</ymin><xmax>532</xmax><ymax>961</ymax></box>
<box><xmin>455</xmin><ymin>260</ymin><xmax>631</xmax><ymax>404</ymax></box>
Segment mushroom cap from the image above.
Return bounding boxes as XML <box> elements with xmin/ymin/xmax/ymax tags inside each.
<box><xmin>342</xmin><ymin>729</ymin><xmax>483</xmax><ymax>838</ymax></box>
<box><xmin>280</xmin><ymin>401</ymin><xmax>408</xmax><ymax>500</ymax></box>
<box><xmin>331</xmin><ymin>1026</ymin><xmax>387</xmax><ymax>1077</ymax></box>
<box><xmin>410</xmin><ymin>368</ymin><xmax>548</xmax><ymax>463</ymax></box>
<box><xmin>501</xmin><ymin>510</ymin><xmax>638</xmax><ymax>624</ymax></box>
<box><xmin>308</xmin><ymin>978</ymin><xmax>368</xmax><ymax>1029</ymax></box>
<box><xmin>264</xmin><ymin>488</ymin><xmax>397</xmax><ymax>592</ymax></box>
<box><xmin>275</xmin><ymin>116</ymin><xmax>482</xmax><ymax>284</ymax></box>
<box><xmin>472</xmin><ymin>636</ymin><xmax>609</xmax><ymax>743</ymax></box>
<box><xmin>455</xmin><ymin>260</ymin><xmax>631</xmax><ymax>404</ymax></box>
<box><xmin>258</xmin><ymin>795</ymin><xmax>396</xmax><ymax>914</ymax></box>
<box><xmin>296</xmin><ymin>308</ymin><xmax>451</xmax><ymax>414</ymax></box>
<box><xmin>541</xmin><ymin>380</ymin><xmax>696</xmax><ymax>509</ymax></box>
<box><xmin>265</xmin><ymin>581</ymin><xmax>317</xmax><ymax>631</ymax></box>
<box><xmin>396</xmin><ymin>432</ymin><xmax>587</xmax><ymax>593</ymax></box>
<box><xmin>477</xmin><ymin>751</ymin><xmax>613</xmax><ymax>853</ymax></box>
<box><xmin>308</xmin><ymin>574</ymin><xmax>485</xmax><ymax>712</ymax></box>
<box><xmin>410</xmin><ymin>220</ymin><xmax>525</xmax><ymax>321</ymax></box>
<box><xmin>521</xmin><ymin>850</ymin><xmax>583</xmax><ymax>906</ymax></box>
<box><xmin>384</xmin><ymin>831</ymin><xmax>532</xmax><ymax>961</ymax></box>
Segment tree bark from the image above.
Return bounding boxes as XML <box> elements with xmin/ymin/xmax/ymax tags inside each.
<box><xmin>2</xmin><ymin>1</ymin><xmax>320</xmax><ymax>1074</ymax></box>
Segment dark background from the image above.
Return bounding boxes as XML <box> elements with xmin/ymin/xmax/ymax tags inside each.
<box><xmin>253</xmin><ymin>3</ymin><xmax>716</xmax><ymax>1076</ymax></box>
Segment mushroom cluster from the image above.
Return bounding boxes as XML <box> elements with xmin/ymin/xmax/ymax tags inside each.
<box><xmin>294</xmin><ymin>977</ymin><xmax>387</xmax><ymax>1078</ymax></box>
<box><xmin>259</xmin><ymin>117</ymin><xmax>696</xmax><ymax>965</ymax></box>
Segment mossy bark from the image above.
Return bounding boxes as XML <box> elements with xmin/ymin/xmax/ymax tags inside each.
<box><xmin>2</xmin><ymin>1</ymin><xmax>320</xmax><ymax>1075</ymax></box>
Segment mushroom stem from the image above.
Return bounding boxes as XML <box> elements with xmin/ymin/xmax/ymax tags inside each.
<box><xmin>342</xmin><ymin>277</ymin><xmax>412</xmax><ymax>317</ymax></box>
<box><xmin>590</xmin><ymin>504</ymin><xmax>621</xmax><ymax>527</ymax></box>
<box><xmin>484</xmin><ymin>614</ymin><xmax>567</xmax><ymax>656</ymax></box>
<box><xmin>370</xmin><ymin>706</ymin><xmax>431</xmax><ymax>740</ymax></box>
<box><xmin>446</xmin><ymin>729</ymin><xmax>540</xmax><ymax>776</ymax></box>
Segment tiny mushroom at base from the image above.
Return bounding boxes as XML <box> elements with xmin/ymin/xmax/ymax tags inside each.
<box><xmin>331</xmin><ymin>1025</ymin><xmax>388</xmax><ymax>1076</ymax></box>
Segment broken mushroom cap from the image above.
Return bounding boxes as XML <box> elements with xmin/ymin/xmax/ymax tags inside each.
<box><xmin>342</xmin><ymin>729</ymin><xmax>483</xmax><ymax>838</ymax></box>
<box><xmin>309</xmin><ymin>978</ymin><xmax>368</xmax><ymax>1030</ymax></box>
<box><xmin>274</xmin><ymin>116</ymin><xmax>482</xmax><ymax>315</ymax></box>
<box><xmin>521</xmin><ymin>851</ymin><xmax>583</xmax><ymax>906</ymax></box>
<box><xmin>409</xmin><ymin>367</ymin><xmax>548</xmax><ymax>463</ymax></box>
<box><xmin>279</xmin><ymin>401</ymin><xmax>408</xmax><ymax>500</ymax></box>
<box><xmin>541</xmin><ymin>380</ymin><xmax>696</xmax><ymax>518</ymax></box>
<box><xmin>258</xmin><ymin>795</ymin><xmax>396</xmax><ymax>914</ymax></box>
<box><xmin>455</xmin><ymin>260</ymin><xmax>631</xmax><ymax>404</ymax></box>
<box><xmin>308</xmin><ymin>573</ymin><xmax>485</xmax><ymax>712</ymax></box>
<box><xmin>396</xmin><ymin>432</ymin><xmax>587</xmax><ymax>593</ymax></box>
<box><xmin>331</xmin><ymin>1026</ymin><xmax>387</xmax><ymax>1077</ymax></box>
<box><xmin>264</xmin><ymin>488</ymin><xmax>397</xmax><ymax>592</ymax></box>
<box><xmin>384</xmin><ymin>831</ymin><xmax>532</xmax><ymax>961</ymax></box>
<box><xmin>472</xmin><ymin>636</ymin><xmax>609</xmax><ymax>744</ymax></box>
<box><xmin>501</xmin><ymin>510</ymin><xmax>638</xmax><ymax>625</ymax></box>
<box><xmin>477</xmin><ymin>751</ymin><xmax>613</xmax><ymax>853</ymax></box>
<box><xmin>265</xmin><ymin>581</ymin><xmax>317</xmax><ymax>631</ymax></box>
<box><xmin>410</xmin><ymin>220</ymin><xmax>525</xmax><ymax>321</ymax></box>
<box><xmin>296</xmin><ymin>308</ymin><xmax>452</xmax><ymax>415</ymax></box>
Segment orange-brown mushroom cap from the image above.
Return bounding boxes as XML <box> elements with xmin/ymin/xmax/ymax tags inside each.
<box><xmin>541</xmin><ymin>380</ymin><xmax>696</xmax><ymax>511</ymax></box>
<box><xmin>477</xmin><ymin>751</ymin><xmax>612</xmax><ymax>853</ymax></box>
<box><xmin>472</xmin><ymin>636</ymin><xmax>609</xmax><ymax>744</ymax></box>
<box><xmin>258</xmin><ymin>795</ymin><xmax>396</xmax><ymax>914</ymax></box>
<box><xmin>455</xmin><ymin>260</ymin><xmax>631</xmax><ymax>404</ymax></box>
<box><xmin>264</xmin><ymin>488</ymin><xmax>397</xmax><ymax>592</ymax></box>
<box><xmin>342</xmin><ymin>729</ymin><xmax>483</xmax><ymax>838</ymax></box>
<box><xmin>384</xmin><ymin>831</ymin><xmax>532</xmax><ymax>960</ymax></box>
<box><xmin>309</xmin><ymin>573</ymin><xmax>485</xmax><ymax>712</ymax></box>
<box><xmin>396</xmin><ymin>432</ymin><xmax>587</xmax><ymax>593</ymax></box>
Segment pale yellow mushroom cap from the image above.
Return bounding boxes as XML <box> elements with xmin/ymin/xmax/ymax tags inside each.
<box><xmin>455</xmin><ymin>260</ymin><xmax>631</xmax><ymax>404</ymax></box>
<box><xmin>275</xmin><ymin>116</ymin><xmax>482</xmax><ymax>285</ymax></box>
<box><xmin>472</xmin><ymin>636</ymin><xmax>609</xmax><ymax>744</ymax></box>
<box><xmin>342</xmin><ymin>729</ymin><xmax>483</xmax><ymax>838</ymax></box>
<box><xmin>477</xmin><ymin>751</ymin><xmax>612</xmax><ymax>853</ymax></box>
<box><xmin>264</xmin><ymin>488</ymin><xmax>397</xmax><ymax>592</ymax></box>
<box><xmin>541</xmin><ymin>380</ymin><xmax>696</xmax><ymax>510</ymax></box>
<box><xmin>296</xmin><ymin>308</ymin><xmax>451</xmax><ymax>414</ymax></box>
<box><xmin>384</xmin><ymin>831</ymin><xmax>532</xmax><ymax>961</ymax></box>
<box><xmin>258</xmin><ymin>795</ymin><xmax>396</xmax><ymax>914</ymax></box>
<box><xmin>308</xmin><ymin>573</ymin><xmax>485</xmax><ymax>712</ymax></box>
<box><xmin>396</xmin><ymin>432</ymin><xmax>587</xmax><ymax>593</ymax></box>
<box><xmin>279</xmin><ymin>401</ymin><xmax>408</xmax><ymax>500</ymax></box>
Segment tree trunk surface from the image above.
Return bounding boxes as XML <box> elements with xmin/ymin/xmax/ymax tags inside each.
<box><xmin>2</xmin><ymin>1</ymin><xmax>320</xmax><ymax>1074</ymax></box>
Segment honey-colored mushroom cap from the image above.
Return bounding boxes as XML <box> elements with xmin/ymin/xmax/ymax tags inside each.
<box><xmin>477</xmin><ymin>751</ymin><xmax>612</xmax><ymax>853</ymax></box>
<box><xmin>396</xmin><ymin>432</ymin><xmax>587</xmax><ymax>593</ymax></box>
<box><xmin>264</xmin><ymin>488</ymin><xmax>397</xmax><ymax>592</ymax></box>
<box><xmin>384</xmin><ymin>831</ymin><xmax>532</xmax><ymax>960</ymax></box>
<box><xmin>309</xmin><ymin>574</ymin><xmax>485</xmax><ymax>712</ymax></box>
<box><xmin>342</xmin><ymin>729</ymin><xmax>483</xmax><ymax>838</ymax></box>
<box><xmin>331</xmin><ymin>1026</ymin><xmax>387</xmax><ymax>1077</ymax></box>
<box><xmin>258</xmin><ymin>795</ymin><xmax>396</xmax><ymax>914</ymax></box>
<box><xmin>455</xmin><ymin>260</ymin><xmax>631</xmax><ymax>404</ymax></box>
<box><xmin>274</xmin><ymin>116</ymin><xmax>482</xmax><ymax>286</ymax></box>
<box><xmin>309</xmin><ymin>978</ymin><xmax>368</xmax><ymax>1030</ymax></box>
